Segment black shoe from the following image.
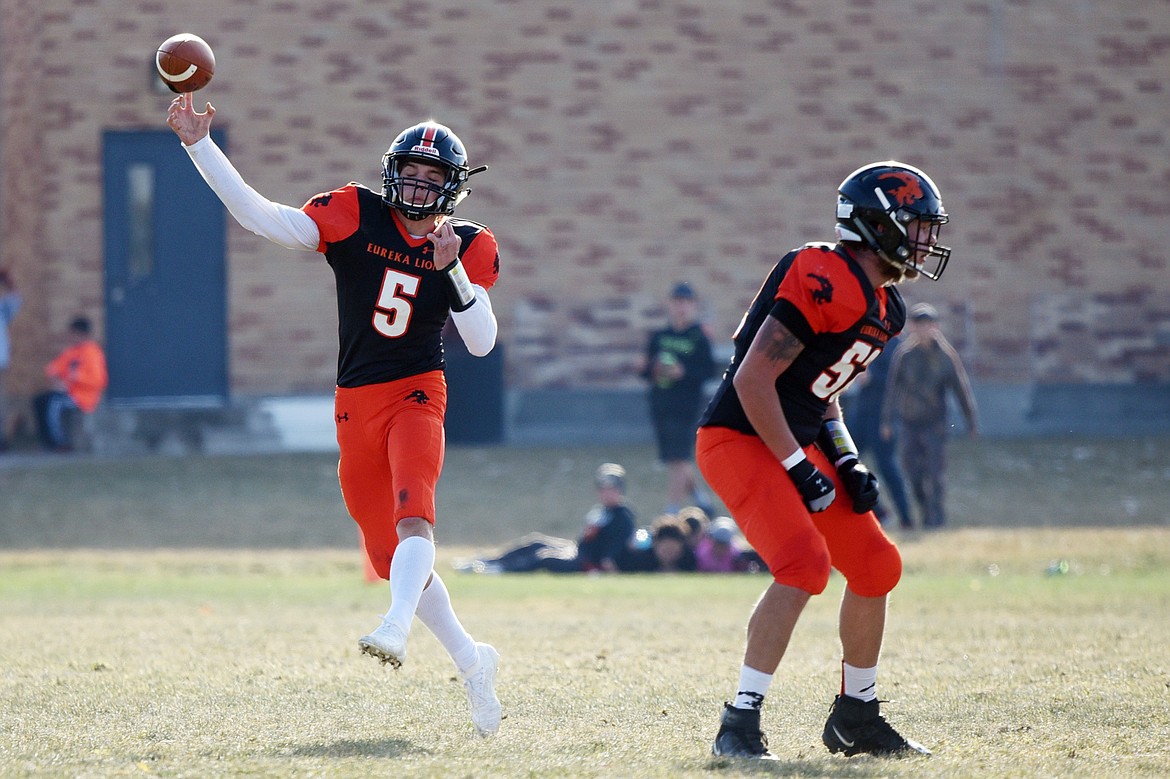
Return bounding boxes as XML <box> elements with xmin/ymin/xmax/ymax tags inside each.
<box><xmin>822</xmin><ymin>695</ymin><xmax>931</xmax><ymax>757</ymax></box>
<box><xmin>712</xmin><ymin>703</ymin><xmax>775</xmax><ymax>759</ymax></box>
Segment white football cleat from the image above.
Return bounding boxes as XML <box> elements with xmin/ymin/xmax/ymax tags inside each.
<box><xmin>358</xmin><ymin>619</ymin><xmax>407</xmax><ymax>669</ymax></box>
<box><xmin>462</xmin><ymin>642</ymin><xmax>501</xmax><ymax>736</ymax></box>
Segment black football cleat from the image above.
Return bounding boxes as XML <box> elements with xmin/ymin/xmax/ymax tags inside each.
<box><xmin>822</xmin><ymin>695</ymin><xmax>931</xmax><ymax>757</ymax></box>
<box><xmin>712</xmin><ymin>703</ymin><xmax>777</xmax><ymax>760</ymax></box>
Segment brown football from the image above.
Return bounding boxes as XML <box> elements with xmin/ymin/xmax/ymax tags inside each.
<box><xmin>155</xmin><ymin>33</ymin><xmax>215</xmax><ymax>93</ymax></box>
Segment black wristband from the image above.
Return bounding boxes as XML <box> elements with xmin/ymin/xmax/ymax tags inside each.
<box><xmin>786</xmin><ymin>457</ymin><xmax>816</xmax><ymax>482</ymax></box>
<box><xmin>443</xmin><ymin>259</ymin><xmax>476</xmax><ymax>312</ymax></box>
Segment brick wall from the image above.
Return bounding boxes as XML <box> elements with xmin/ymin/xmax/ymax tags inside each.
<box><xmin>2</xmin><ymin>0</ymin><xmax>1167</xmax><ymax>402</ymax></box>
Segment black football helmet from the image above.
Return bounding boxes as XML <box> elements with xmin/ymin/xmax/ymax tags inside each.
<box><xmin>835</xmin><ymin>161</ymin><xmax>951</xmax><ymax>280</ymax></box>
<box><xmin>380</xmin><ymin>121</ymin><xmax>487</xmax><ymax>221</ymax></box>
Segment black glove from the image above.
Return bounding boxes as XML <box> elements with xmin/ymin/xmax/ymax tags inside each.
<box><xmin>836</xmin><ymin>457</ymin><xmax>880</xmax><ymax>514</ymax></box>
<box><xmin>786</xmin><ymin>457</ymin><xmax>836</xmax><ymax>513</ymax></box>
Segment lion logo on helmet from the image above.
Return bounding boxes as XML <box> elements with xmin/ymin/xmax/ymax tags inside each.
<box><xmin>877</xmin><ymin>171</ymin><xmax>924</xmax><ymax>207</ymax></box>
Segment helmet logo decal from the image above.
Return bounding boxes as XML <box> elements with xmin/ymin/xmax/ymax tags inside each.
<box><xmin>877</xmin><ymin>171</ymin><xmax>924</xmax><ymax>207</ymax></box>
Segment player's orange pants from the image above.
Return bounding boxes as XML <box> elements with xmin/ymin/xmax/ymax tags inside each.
<box><xmin>696</xmin><ymin>426</ymin><xmax>902</xmax><ymax>597</ymax></box>
<box><xmin>335</xmin><ymin>370</ymin><xmax>447</xmax><ymax>581</ymax></box>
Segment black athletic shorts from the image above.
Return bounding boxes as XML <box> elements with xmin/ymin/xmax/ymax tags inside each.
<box><xmin>653</xmin><ymin>413</ymin><xmax>697</xmax><ymax>462</ymax></box>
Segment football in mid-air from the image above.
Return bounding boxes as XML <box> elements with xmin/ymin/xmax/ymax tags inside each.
<box><xmin>155</xmin><ymin>33</ymin><xmax>215</xmax><ymax>93</ymax></box>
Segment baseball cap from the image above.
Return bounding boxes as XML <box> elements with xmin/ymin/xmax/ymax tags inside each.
<box><xmin>670</xmin><ymin>282</ymin><xmax>695</xmax><ymax>300</ymax></box>
<box><xmin>909</xmin><ymin>303</ymin><xmax>939</xmax><ymax>321</ymax></box>
<box><xmin>708</xmin><ymin>517</ymin><xmax>738</xmax><ymax>544</ymax></box>
<box><xmin>594</xmin><ymin>462</ymin><xmax>627</xmax><ymax>491</ymax></box>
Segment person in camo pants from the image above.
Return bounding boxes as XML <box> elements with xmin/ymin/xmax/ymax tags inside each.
<box><xmin>880</xmin><ymin>303</ymin><xmax>978</xmax><ymax>528</ymax></box>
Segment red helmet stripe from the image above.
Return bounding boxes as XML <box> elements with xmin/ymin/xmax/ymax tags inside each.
<box><xmin>420</xmin><ymin>125</ymin><xmax>438</xmax><ymax>147</ymax></box>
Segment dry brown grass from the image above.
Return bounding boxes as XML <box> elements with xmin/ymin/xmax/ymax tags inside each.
<box><xmin>1</xmin><ymin>437</ymin><xmax>1168</xmax><ymax>776</ymax></box>
<box><xmin>2</xmin><ymin>531</ymin><xmax>1168</xmax><ymax>777</ymax></box>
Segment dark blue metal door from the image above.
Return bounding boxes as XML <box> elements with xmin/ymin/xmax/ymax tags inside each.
<box><xmin>103</xmin><ymin>130</ymin><xmax>227</xmax><ymax>406</ymax></box>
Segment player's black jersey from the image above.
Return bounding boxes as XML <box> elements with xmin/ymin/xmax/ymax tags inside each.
<box><xmin>302</xmin><ymin>184</ymin><xmax>499</xmax><ymax>388</ymax></box>
<box><xmin>699</xmin><ymin>243</ymin><xmax>905</xmax><ymax>446</ymax></box>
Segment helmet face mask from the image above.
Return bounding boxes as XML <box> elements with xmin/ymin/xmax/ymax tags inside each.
<box><xmin>386</xmin><ymin>157</ymin><xmax>459</xmax><ymax>218</ymax></box>
<box><xmin>835</xmin><ymin>161</ymin><xmax>951</xmax><ymax>280</ymax></box>
<box><xmin>380</xmin><ymin>121</ymin><xmax>484</xmax><ymax>221</ymax></box>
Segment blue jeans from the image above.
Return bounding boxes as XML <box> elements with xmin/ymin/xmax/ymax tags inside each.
<box><xmin>852</xmin><ymin>416</ymin><xmax>914</xmax><ymax>528</ymax></box>
<box><xmin>34</xmin><ymin>390</ymin><xmax>79</xmax><ymax>450</ymax></box>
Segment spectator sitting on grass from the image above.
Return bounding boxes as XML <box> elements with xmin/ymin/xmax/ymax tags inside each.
<box><xmin>616</xmin><ymin>515</ymin><xmax>698</xmax><ymax>573</ymax></box>
<box><xmin>693</xmin><ymin>516</ymin><xmax>767</xmax><ymax>573</ymax></box>
<box><xmin>455</xmin><ymin>463</ymin><xmax>636</xmax><ymax>574</ymax></box>
<box><xmin>675</xmin><ymin>505</ymin><xmax>710</xmax><ymax>549</ymax></box>
<box><xmin>694</xmin><ymin>517</ymin><xmax>743</xmax><ymax>573</ymax></box>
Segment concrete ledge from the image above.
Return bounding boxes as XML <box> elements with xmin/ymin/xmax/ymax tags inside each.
<box><xmin>256</xmin><ymin>397</ymin><xmax>337</xmax><ymax>452</ymax></box>
<box><xmin>505</xmin><ymin>388</ymin><xmax>652</xmax><ymax>446</ymax></box>
<box><xmin>90</xmin><ymin>402</ymin><xmax>282</xmax><ymax>456</ymax></box>
<box><xmin>77</xmin><ymin>382</ymin><xmax>1170</xmax><ymax>456</ymax></box>
<box><xmin>503</xmin><ymin>383</ymin><xmax>1170</xmax><ymax>442</ymax></box>
<box><xmin>1017</xmin><ymin>383</ymin><xmax>1170</xmax><ymax>436</ymax></box>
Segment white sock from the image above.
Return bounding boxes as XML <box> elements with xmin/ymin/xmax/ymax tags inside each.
<box><xmin>732</xmin><ymin>665</ymin><xmax>773</xmax><ymax>710</ymax></box>
<box><xmin>414</xmin><ymin>572</ymin><xmax>479</xmax><ymax>674</ymax></box>
<box><xmin>842</xmin><ymin>661</ymin><xmax>878</xmax><ymax>702</ymax></box>
<box><xmin>383</xmin><ymin>536</ymin><xmax>436</xmax><ymax>634</ymax></box>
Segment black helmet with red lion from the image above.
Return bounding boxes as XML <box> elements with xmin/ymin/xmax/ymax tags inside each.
<box><xmin>381</xmin><ymin>121</ymin><xmax>487</xmax><ymax>221</ymax></box>
<box><xmin>835</xmin><ymin>161</ymin><xmax>951</xmax><ymax>280</ymax></box>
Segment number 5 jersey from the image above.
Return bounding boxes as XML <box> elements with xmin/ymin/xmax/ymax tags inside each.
<box><xmin>303</xmin><ymin>183</ymin><xmax>499</xmax><ymax>388</ymax></box>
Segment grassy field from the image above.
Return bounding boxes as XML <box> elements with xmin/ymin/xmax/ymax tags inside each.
<box><xmin>2</xmin><ymin>436</ymin><xmax>1168</xmax><ymax>549</ymax></box>
<box><xmin>1</xmin><ymin>437</ymin><xmax>1169</xmax><ymax>777</ymax></box>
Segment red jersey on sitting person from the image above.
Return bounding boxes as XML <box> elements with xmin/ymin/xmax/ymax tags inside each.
<box><xmin>302</xmin><ymin>183</ymin><xmax>499</xmax><ymax>388</ymax></box>
<box><xmin>699</xmin><ymin>243</ymin><xmax>905</xmax><ymax>446</ymax></box>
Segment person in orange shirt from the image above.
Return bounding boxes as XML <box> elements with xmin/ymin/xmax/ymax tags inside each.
<box><xmin>34</xmin><ymin>316</ymin><xmax>107</xmax><ymax>451</ymax></box>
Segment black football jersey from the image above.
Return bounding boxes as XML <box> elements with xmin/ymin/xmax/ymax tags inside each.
<box><xmin>699</xmin><ymin>243</ymin><xmax>905</xmax><ymax>445</ymax></box>
<box><xmin>302</xmin><ymin>184</ymin><xmax>499</xmax><ymax>387</ymax></box>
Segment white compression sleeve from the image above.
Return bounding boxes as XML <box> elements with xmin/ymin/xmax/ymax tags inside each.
<box><xmin>183</xmin><ymin>135</ymin><xmax>320</xmax><ymax>251</ymax></box>
<box><xmin>450</xmin><ymin>285</ymin><xmax>498</xmax><ymax>357</ymax></box>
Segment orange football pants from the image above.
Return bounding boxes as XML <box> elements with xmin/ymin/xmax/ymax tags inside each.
<box><xmin>335</xmin><ymin>370</ymin><xmax>447</xmax><ymax>581</ymax></box>
<box><xmin>696</xmin><ymin>426</ymin><xmax>902</xmax><ymax>597</ymax></box>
